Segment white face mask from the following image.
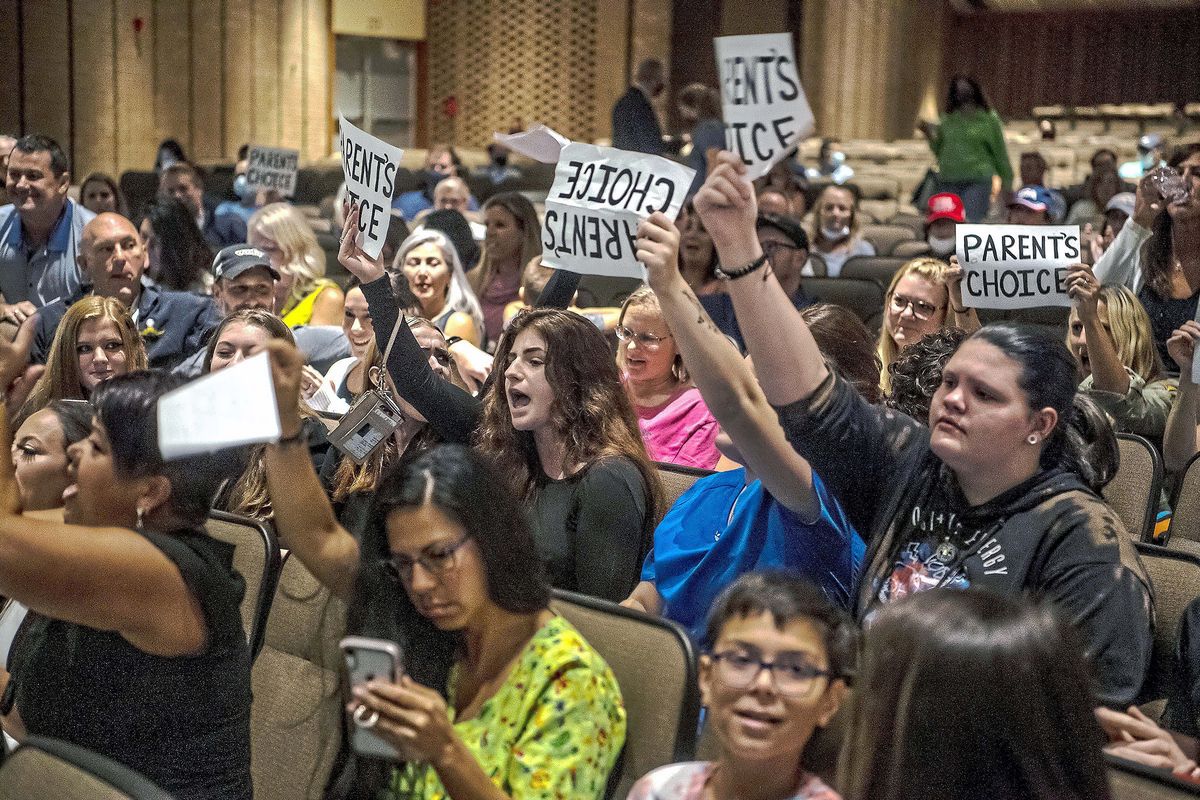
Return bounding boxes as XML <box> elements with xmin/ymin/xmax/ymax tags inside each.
<box><xmin>927</xmin><ymin>233</ymin><xmax>955</xmax><ymax>256</ymax></box>
<box><xmin>821</xmin><ymin>224</ymin><xmax>850</xmax><ymax>242</ymax></box>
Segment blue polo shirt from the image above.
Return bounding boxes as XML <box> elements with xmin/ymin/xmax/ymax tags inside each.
<box><xmin>0</xmin><ymin>199</ymin><xmax>93</xmax><ymax>305</ymax></box>
<box><xmin>642</xmin><ymin>467</ymin><xmax>864</xmax><ymax>643</ymax></box>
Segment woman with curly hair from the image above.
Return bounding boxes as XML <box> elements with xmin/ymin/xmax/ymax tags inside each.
<box><xmin>885</xmin><ymin>327</ymin><xmax>969</xmax><ymax>422</ymax></box>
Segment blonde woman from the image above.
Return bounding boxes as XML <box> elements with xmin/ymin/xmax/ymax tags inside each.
<box><xmin>618</xmin><ymin>286</ymin><xmax>720</xmax><ymax>469</ymax></box>
<box><xmin>877</xmin><ymin>257</ymin><xmax>978</xmax><ymax>394</ymax></box>
<box><xmin>809</xmin><ymin>184</ymin><xmax>874</xmax><ymax>277</ymax></box>
<box><xmin>19</xmin><ymin>296</ymin><xmax>147</xmax><ymax>419</ymax></box>
<box><xmin>393</xmin><ymin>229</ymin><xmax>484</xmax><ymax>346</ymax></box>
<box><xmin>248</xmin><ymin>202</ymin><xmax>344</xmax><ymax>326</ymax></box>
<box><xmin>1065</xmin><ymin>264</ymin><xmax>1173</xmax><ymax>441</ymax></box>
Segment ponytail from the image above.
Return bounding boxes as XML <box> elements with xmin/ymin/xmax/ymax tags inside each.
<box><xmin>1045</xmin><ymin>394</ymin><xmax>1118</xmax><ymax>493</ymax></box>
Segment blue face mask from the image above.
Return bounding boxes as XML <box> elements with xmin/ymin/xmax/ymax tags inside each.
<box><xmin>233</xmin><ymin>174</ymin><xmax>254</xmax><ymax>201</ymax></box>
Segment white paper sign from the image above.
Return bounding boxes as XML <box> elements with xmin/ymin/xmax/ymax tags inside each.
<box><xmin>956</xmin><ymin>224</ymin><xmax>1081</xmax><ymax>310</ymax></box>
<box><xmin>714</xmin><ymin>33</ymin><xmax>814</xmax><ymax>180</ymax></box>
<box><xmin>541</xmin><ymin>143</ymin><xmax>695</xmax><ymax>280</ymax></box>
<box><xmin>246</xmin><ymin>145</ymin><xmax>300</xmax><ymax>196</ymax></box>
<box><xmin>493</xmin><ymin>125</ymin><xmax>569</xmax><ymax>164</ymax></box>
<box><xmin>339</xmin><ymin>115</ymin><xmax>405</xmax><ymax>259</ymax></box>
<box><xmin>157</xmin><ymin>352</ymin><xmax>282</xmax><ymax>460</ymax></box>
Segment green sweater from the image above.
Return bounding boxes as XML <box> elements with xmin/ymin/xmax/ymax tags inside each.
<box><xmin>930</xmin><ymin>108</ymin><xmax>1013</xmax><ymax>187</ymax></box>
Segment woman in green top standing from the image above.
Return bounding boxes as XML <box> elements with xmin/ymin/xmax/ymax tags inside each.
<box><xmin>920</xmin><ymin>75</ymin><xmax>1013</xmax><ymax>223</ymax></box>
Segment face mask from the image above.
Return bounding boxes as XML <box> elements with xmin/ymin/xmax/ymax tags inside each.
<box><xmin>821</xmin><ymin>224</ymin><xmax>850</xmax><ymax>241</ymax></box>
<box><xmin>492</xmin><ymin>152</ymin><xmax>509</xmax><ymax>167</ymax></box>
<box><xmin>829</xmin><ymin>151</ymin><xmax>846</xmax><ymax>167</ymax></box>
<box><xmin>927</xmin><ymin>233</ymin><xmax>955</xmax><ymax>256</ymax></box>
<box><xmin>233</xmin><ymin>174</ymin><xmax>254</xmax><ymax>201</ymax></box>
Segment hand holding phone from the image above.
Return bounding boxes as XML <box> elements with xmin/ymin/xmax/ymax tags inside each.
<box><xmin>340</xmin><ymin>635</ymin><xmax>405</xmax><ymax>762</ymax></box>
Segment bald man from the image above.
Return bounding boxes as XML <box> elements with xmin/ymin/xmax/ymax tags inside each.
<box><xmin>31</xmin><ymin>212</ymin><xmax>221</xmax><ymax>369</ymax></box>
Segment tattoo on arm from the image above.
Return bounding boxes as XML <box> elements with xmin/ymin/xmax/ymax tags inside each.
<box><xmin>681</xmin><ymin>287</ymin><xmax>723</xmax><ymax>336</ymax></box>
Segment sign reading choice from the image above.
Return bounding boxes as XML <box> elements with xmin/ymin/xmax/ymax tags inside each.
<box><xmin>541</xmin><ymin>143</ymin><xmax>695</xmax><ymax>280</ymax></box>
<box><xmin>338</xmin><ymin>116</ymin><xmax>404</xmax><ymax>259</ymax></box>
<box><xmin>246</xmin><ymin>145</ymin><xmax>300</xmax><ymax>196</ymax></box>
<box><xmin>956</xmin><ymin>224</ymin><xmax>1082</xmax><ymax>310</ymax></box>
<box><xmin>714</xmin><ymin>33</ymin><xmax>814</xmax><ymax>180</ymax></box>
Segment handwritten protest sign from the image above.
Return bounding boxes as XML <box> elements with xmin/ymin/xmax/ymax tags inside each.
<box><xmin>956</xmin><ymin>224</ymin><xmax>1081</xmax><ymax>310</ymax></box>
<box><xmin>493</xmin><ymin>125</ymin><xmax>568</xmax><ymax>164</ymax></box>
<box><xmin>246</xmin><ymin>145</ymin><xmax>300</xmax><ymax>196</ymax></box>
<box><xmin>714</xmin><ymin>33</ymin><xmax>814</xmax><ymax>180</ymax></box>
<box><xmin>339</xmin><ymin>116</ymin><xmax>404</xmax><ymax>259</ymax></box>
<box><xmin>541</xmin><ymin>143</ymin><xmax>695</xmax><ymax>280</ymax></box>
<box><xmin>157</xmin><ymin>352</ymin><xmax>281</xmax><ymax>460</ymax></box>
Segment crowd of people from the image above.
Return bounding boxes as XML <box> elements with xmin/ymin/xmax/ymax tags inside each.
<box><xmin>0</xmin><ymin>60</ymin><xmax>1196</xmax><ymax>800</ymax></box>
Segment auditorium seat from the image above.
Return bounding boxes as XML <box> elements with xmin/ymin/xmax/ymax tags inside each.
<box><xmin>549</xmin><ymin>588</ymin><xmax>700</xmax><ymax>800</ymax></box>
<box><xmin>858</xmin><ymin>224</ymin><xmax>916</xmax><ymax>256</ymax></box>
<box><xmin>206</xmin><ymin>511</ymin><xmax>282</xmax><ymax>662</ymax></box>
<box><xmin>0</xmin><ymin>736</ymin><xmax>173</xmax><ymax>800</ymax></box>
<box><xmin>1133</xmin><ymin>542</ymin><xmax>1200</xmax><ymax>707</ymax></box>
<box><xmin>799</xmin><ymin>277</ymin><xmax>885</xmax><ymax>331</ymax></box>
<box><xmin>1102</xmin><ymin>434</ymin><xmax>1162</xmax><ymax>542</ymax></box>
<box><xmin>654</xmin><ymin>462</ymin><xmax>715</xmax><ymax>525</ymax></box>
<box><xmin>839</xmin><ymin>255</ymin><xmax>909</xmax><ymax>287</ymax></box>
<box><xmin>891</xmin><ymin>240</ymin><xmax>931</xmax><ymax>259</ymax></box>
<box><xmin>249</xmin><ymin>555</ymin><xmax>347</xmax><ymax>800</ymax></box>
<box><xmin>1169</xmin><ymin>453</ymin><xmax>1200</xmax><ymax>548</ymax></box>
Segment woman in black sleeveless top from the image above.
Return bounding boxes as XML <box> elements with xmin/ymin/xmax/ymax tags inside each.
<box><xmin>0</xmin><ymin>330</ymin><xmax>252</xmax><ymax>800</ymax></box>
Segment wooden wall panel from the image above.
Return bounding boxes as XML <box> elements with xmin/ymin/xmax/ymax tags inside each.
<box><xmin>0</xmin><ymin>6</ymin><xmax>22</xmax><ymax>134</ymax></box>
<box><xmin>303</xmin><ymin>0</ymin><xmax>331</xmax><ymax>159</ymax></box>
<box><xmin>22</xmin><ymin>0</ymin><xmax>71</xmax><ymax>152</ymax></box>
<box><xmin>153</xmin><ymin>0</ymin><xmax>192</xmax><ymax>151</ymax></box>
<box><xmin>223</xmin><ymin>0</ymin><xmax>254</xmax><ymax>157</ymax></box>
<box><xmin>252</xmin><ymin>0</ymin><xmax>281</xmax><ymax>144</ymax></box>
<box><xmin>190</xmin><ymin>0</ymin><xmax>224</xmax><ymax>162</ymax></box>
<box><xmin>71</xmin><ymin>0</ymin><xmax>118</xmax><ymax>179</ymax></box>
<box><xmin>945</xmin><ymin>8</ymin><xmax>1200</xmax><ymax>118</ymax></box>
<box><xmin>279</xmin><ymin>0</ymin><xmax>305</xmax><ymax>150</ymax></box>
<box><xmin>115</xmin><ymin>0</ymin><xmax>155</xmax><ymax>173</ymax></box>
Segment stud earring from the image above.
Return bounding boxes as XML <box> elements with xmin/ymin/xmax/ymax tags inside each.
<box><xmin>136</xmin><ymin>506</ymin><xmax>146</xmax><ymax>530</ymax></box>
<box><xmin>1027</xmin><ymin>434</ymin><xmax>1040</xmax><ymax>445</ymax></box>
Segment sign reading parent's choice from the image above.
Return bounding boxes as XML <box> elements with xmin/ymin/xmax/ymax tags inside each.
<box><xmin>246</xmin><ymin>145</ymin><xmax>300</xmax><ymax>196</ymax></box>
<box><xmin>541</xmin><ymin>143</ymin><xmax>695</xmax><ymax>280</ymax></box>
<box><xmin>956</xmin><ymin>224</ymin><xmax>1082</xmax><ymax>310</ymax></box>
<box><xmin>338</xmin><ymin>116</ymin><xmax>404</xmax><ymax>259</ymax></box>
<box><xmin>714</xmin><ymin>33</ymin><xmax>814</xmax><ymax>180</ymax></box>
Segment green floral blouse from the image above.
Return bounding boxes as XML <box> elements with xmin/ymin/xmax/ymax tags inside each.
<box><xmin>387</xmin><ymin>615</ymin><xmax>626</xmax><ymax>800</ymax></box>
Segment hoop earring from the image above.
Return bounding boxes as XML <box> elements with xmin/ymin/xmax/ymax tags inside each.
<box><xmin>136</xmin><ymin>506</ymin><xmax>146</xmax><ymax>530</ymax></box>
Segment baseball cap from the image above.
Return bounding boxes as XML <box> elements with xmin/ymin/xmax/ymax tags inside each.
<box><xmin>1105</xmin><ymin>192</ymin><xmax>1136</xmax><ymax>218</ymax></box>
<box><xmin>927</xmin><ymin>192</ymin><xmax>965</xmax><ymax>224</ymax></box>
<box><xmin>212</xmin><ymin>245</ymin><xmax>281</xmax><ymax>282</ymax></box>
<box><xmin>1008</xmin><ymin>185</ymin><xmax>1053</xmax><ymax>213</ymax></box>
<box><xmin>756</xmin><ymin>212</ymin><xmax>809</xmax><ymax>250</ymax></box>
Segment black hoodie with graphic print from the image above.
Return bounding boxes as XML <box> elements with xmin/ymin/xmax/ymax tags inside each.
<box><xmin>775</xmin><ymin>371</ymin><xmax>1154</xmax><ymax>708</ymax></box>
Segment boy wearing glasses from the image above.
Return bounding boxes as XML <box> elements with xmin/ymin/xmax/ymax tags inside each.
<box><xmin>627</xmin><ymin>572</ymin><xmax>851</xmax><ymax>800</ymax></box>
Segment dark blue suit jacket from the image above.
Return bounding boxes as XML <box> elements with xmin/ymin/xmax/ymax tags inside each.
<box><xmin>612</xmin><ymin>86</ymin><xmax>664</xmax><ymax>156</ymax></box>
<box><xmin>32</xmin><ymin>284</ymin><xmax>222</xmax><ymax>371</ymax></box>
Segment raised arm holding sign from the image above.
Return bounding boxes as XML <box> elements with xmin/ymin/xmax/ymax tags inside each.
<box><xmin>338</xmin><ymin>116</ymin><xmax>404</xmax><ymax>259</ymax></box>
<box><xmin>714</xmin><ymin>33</ymin><xmax>814</xmax><ymax>180</ymax></box>
<box><xmin>956</xmin><ymin>224</ymin><xmax>1082</xmax><ymax>310</ymax></box>
<box><xmin>541</xmin><ymin>143</ymin><xmax>695</xmax><ymax>280</ymax></box>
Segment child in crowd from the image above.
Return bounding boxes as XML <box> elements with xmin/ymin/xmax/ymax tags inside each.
<box><xmin>628</xmin><ymin>572</ymin><xmax>851</xmax><ymax>800</ymax></box>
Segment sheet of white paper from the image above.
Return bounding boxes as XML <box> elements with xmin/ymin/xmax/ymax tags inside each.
<box><xmin>339</xmin><ymin>116</ymin><xmax>405</xmax><ymax>259</ymax></box>
<box><xmin>306</xmin><ymin>380</ymin><xmax>350</xmax><ymax>415</ymax></box>
<box><xmin>956</xmin><ymin>224</ymin><xmax>1081</xmax><ymax>310</ymax></box>
<box><xmin>157</xmin><ymin>352</ymin><xmax>282</xmax><ymax>460</ymax></box>
<box><xmin>493</xmin><ymin>125</ymin><xmax>569</xmax><ymax>164</ymax></box>
<box><xmin>541</xmin><ymin>142</ymin><xmax>695</xmax><ymax>280</ymax></box>
<box><xmin>714</xmin><ymin>33</ymin><xmax>814</xmax><ymax>181</ymax></box>
<box><xmin>246</xmin><ymin>145</ymin><xmax>300</xmax><ymax>196</ymax></box>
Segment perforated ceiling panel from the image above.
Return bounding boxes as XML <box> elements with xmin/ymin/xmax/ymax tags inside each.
<box><xmin>427</xmin><ymin>0</ymin><xmax>599</xmax><ymax>147</ymax></box>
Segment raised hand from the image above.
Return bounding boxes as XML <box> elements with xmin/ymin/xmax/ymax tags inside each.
<box><xmin>1167</xmin><ymin>321</ymin><xmax>1200</xmax><ymax>378</ymax></box>
<box><xmin>1065</xmin><ymin>263</ymin><xmax>1101</xmax><ymax>320</ymax></box>
<box><xmin>258</xmin><ymin>339</ymin><xmax>305</xmax><ymax>437</ymax></box>
<box><xmin>692</xmin><ymin>150</ymin><xmax>760</xmax><ymax>266</ymax></box>
<box><xmin>338</xmin><ymin>202</ymin><xmax>388</xmax><ymax>284</ymax></box>
<box><xmin>636</xmin><ymin>211</ymin><xmax>682</xmax><ymax>290</ymax></box>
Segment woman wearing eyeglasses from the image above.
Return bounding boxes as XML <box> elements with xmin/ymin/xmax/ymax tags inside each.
<box><xmin>618</xmin><ymin>287</ymin><xmax>721</xmax><ymax>469</ymax></box>
<box><xmin>258</xmin><ymin>411</ymin><xmax>626</xmax><ymax>798</ymax></box>
<box><xmin>627</xmin><ymin>572</ymin><xmax>851</xmax><ymax>800</ymax></box>
<box><xmin>877</xmin><ymin>257</ymin><xmax>978</xmax><ymax>395</ymax></box>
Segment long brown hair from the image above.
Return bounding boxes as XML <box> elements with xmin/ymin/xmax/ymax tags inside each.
<box><xmin>468</xmin><ymin>192</ymin><xmax>541</xmax><ymax>301</ymax></box>
<box><xmin>20</xmin><ymin>296</ymin><xmax>147</xmax><ymax>419</ymax></box>
<box><xmin>476</xmin><ymin>308</ymin><xmax>661</xmax><ymax>515</ymax></box>
<box><xmin>1144</xmin><ymin>142</ymin><xmax>1200</xmax><ymax>297</ymax></box>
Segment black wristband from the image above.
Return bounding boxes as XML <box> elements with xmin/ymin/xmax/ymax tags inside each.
<box><xmin>714</xmin><ymin>252</ymin><xmax>769</xmax><ymax>281</ymax></box>
<box><xmin>276</xmin><ymin>427</ymin><xmax>308</xmax><ymax>447</ymax></box>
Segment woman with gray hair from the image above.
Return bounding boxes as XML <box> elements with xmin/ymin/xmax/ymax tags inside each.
<box><xmin>392</xmin><ymin>228</ymin><xmax>485</xmax><ymax>346</ymax></box>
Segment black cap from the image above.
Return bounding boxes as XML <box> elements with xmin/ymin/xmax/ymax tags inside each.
<box><xmin>757</xmin><ymin>212</ymin><xmax>809</xmax><ymax>251</ymax></box>
<box><xmin>423</xmin><ymin>209</ymin><xmax>480</xmax><ymax>270</ymax></box>
<box><xmin>212</xmin><ymin>245</ymin><xmax>281</xmax><ymax>281</ymax></box>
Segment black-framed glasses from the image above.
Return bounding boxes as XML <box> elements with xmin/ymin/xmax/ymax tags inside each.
<box><xmin>761</xmin><ymin>240</ymin><xmax>802</xmax><ymax>263</ymax></box>
<box><xmin>615</xmin><ymin>325</ymin><xmax>672</xmax><ymax>350</ymax></box>
<box><xmin>382</xmin><ymin>533</ymin><xmax>471</xmax><ymax>583</ymax></box>
<box><xmin>708</xmin><ymin>649</ymin><xmax>834</xmax><ymax>697</ymax></box>
<box><xmin>889</xmin><ymin>293</ymin><xmax>944</xmax><ymax>321</ymax></box>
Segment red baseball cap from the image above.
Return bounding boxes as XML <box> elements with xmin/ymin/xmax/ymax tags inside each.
<box><xmin>927</xmin><ymin>192</ymin><xmax>965</xmax><ymax>224</ymax></box>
